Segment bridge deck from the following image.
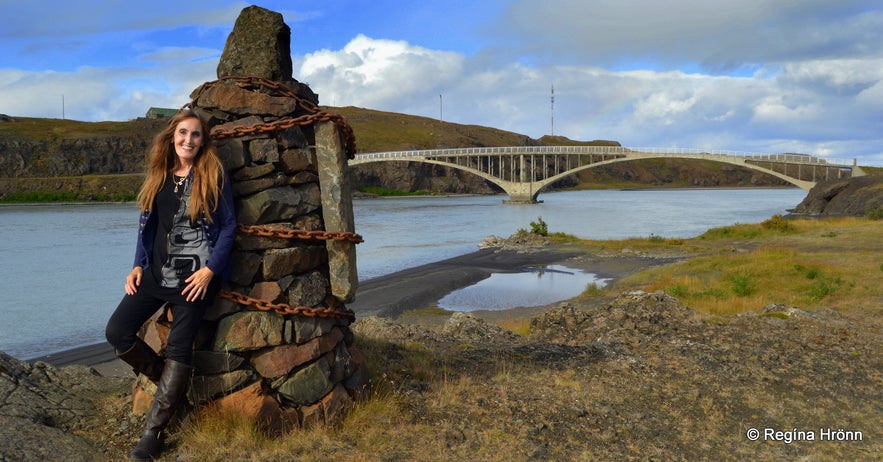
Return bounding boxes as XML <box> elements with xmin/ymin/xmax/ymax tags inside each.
<box><xmin>350</xmin><ymin>146</ymin><xmax>859</xmax><ymax>202</ymax></box>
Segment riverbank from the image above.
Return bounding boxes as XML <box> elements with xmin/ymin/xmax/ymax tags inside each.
<box><xmin>33</xmin><ymin>242</ymin><xmax>672</xmax><ymax>371</ymax></box>
<box><xmin>7</xmin><ymin>216</ymin><xmax>882</xmax><ymax>461</ymax></box>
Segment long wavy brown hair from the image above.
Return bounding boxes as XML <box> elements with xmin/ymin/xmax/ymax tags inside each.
<box><xmin>137</xmin><ymin>110</ymin><xmax>225</xmax><ymax>223</ymax></box>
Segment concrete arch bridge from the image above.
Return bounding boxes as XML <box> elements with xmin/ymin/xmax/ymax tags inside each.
<box><xmin>350</xmin><ymin>146</ymin><xmax>864</xmax><ymax>203</ymax></box>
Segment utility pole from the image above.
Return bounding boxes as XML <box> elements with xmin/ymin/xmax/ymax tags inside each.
<box><xmin>550</xmin><ymin>84</ymin><xmax>555</xmax><ymax>136</ymax></box>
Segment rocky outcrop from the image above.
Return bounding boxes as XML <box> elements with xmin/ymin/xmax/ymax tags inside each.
<box><xmin>217</xmin><ymin>6</ymin><xmax>292</xmax><ymax>81</ymax></box>
<box><xmin>0</xmin><ymin>351</ymin><xmax>129</xmax><ymax>461</ymax></box>
<box><xmin>0</xmin><ymin>122</ymin><xmax>161</xmax><ymax>178</ymax></box>
<box><xmin>791</xmin><ymin>174</ymin><xmax>883</xmax><ymax>216</ymax></box>
<box><xmin>350</xmin><ymin>162</ymin><xmax>501</xmax><ymax>195</ymax></box>
<box><xmin>478</xmin><ymin>230</ymin><xmax>550</xmax><ymax>251</ymax></box>
<box><xmin>529</xmin><ymin>291</ymin><xmax>700</xmax><ymax>345</ymax></box>
<box><xmin>575</xmin><ymin>159</ymin><xmax>792</xmax><ymax>187</ymax></box>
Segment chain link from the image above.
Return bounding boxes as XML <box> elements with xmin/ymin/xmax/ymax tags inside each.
<box><xmin>218</xmin><ymin>289</ymin><xmax>356</xmax><ymax>322</ymax></box>
<box><xmin>188</xmin><ymin>76</ymin><xmax>360</xmax><ymax>321</ymax></box>
<box><xmin>229</xmin><ymin>223</ymin><xmax>361</xmax><ymax>322</ymax></box>
<box><xmin>236</xmin><ymin>224</ymin><xmax>363</xmax><ymax>243</ymax></box>
<box><xmin>187</xmin><ymin>75</ymin><xmax>357</xmax><ymax>158</ymax></box>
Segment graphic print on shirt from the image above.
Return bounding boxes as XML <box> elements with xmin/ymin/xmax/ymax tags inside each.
<box><xmin>160</xmin><ymin>179</ymin><xmax>212</xmax><ymax>288</ymax></box>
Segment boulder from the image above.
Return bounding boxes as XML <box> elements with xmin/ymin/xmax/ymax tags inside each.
<box><xmin>792</xmin><ymin>175</ymin><xmax>883</xmax><ymax>216</ymax></box>
<box><xmin>216</xmin><ymin>6</ymin><xmax>292</xmax><ymax>81</ymax></box>
<box><xmin>0</xmin><ymin>352</ymin><xmax>128</xmax><ymax>461</ymax></box>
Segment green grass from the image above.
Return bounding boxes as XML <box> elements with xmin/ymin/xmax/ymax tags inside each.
<box><xmin>614</xmin><ymin>217</ymin><xmax>880</xmax><ymax>315</ymax></box>
<box><xmin>358</xmin><ymin>186</ymin><xmax>429</xmax><ymax>196</ymax></box>
<box><xmin>0</xmin><ymin>191</ymin><xmax>136</xmax><ymax>203</ymax></box>
<box><xmin>145</xmin><ymin>216</ymin><xmax>882</xmax><ymax>462</ymax></box>
<box><xmin>0</xmin><ymin>116</ymin><xmax>164</xmax><ymax>141</ymax></box>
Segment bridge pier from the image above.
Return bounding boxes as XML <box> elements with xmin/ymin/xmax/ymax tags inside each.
<box><xmin>501</xmin><ymin>182</ymin><xmax>543</xmax><ymax>204</ymax></box>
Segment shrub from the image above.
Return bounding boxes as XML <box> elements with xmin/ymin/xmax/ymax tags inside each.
<box><xmin>529</xmin><ymin>216</ymin><xmax>548</xmax><ymax>236</ymax></box>
<box><xmin>761</xmin><ymin>214</ymin><xmax>796</xmax><ymax>233</ymax></box>
<box><xmin>866</xmin><ymin>208</ymin><xmax>883</xmax><ymax>220</ymax></box>
<box><xmin>728</xmin><ymin>274</ymin><xmax>756</xmax><ymax>297</ymax></box>
<box><xmin>667</xmin><ymin>284</ymin><xmax>690</xmax><ymax>298</ymax></box>
<box><xmin>581</xmin><ymin>282</ymin><xmax>605</xmax><ymax>297</ymax></box>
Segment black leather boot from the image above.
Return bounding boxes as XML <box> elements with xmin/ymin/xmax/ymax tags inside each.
<box><xmin>128</xmin><ymin>359</ymin><xmax>193</xmax><ymax>461</ymax></box>
<box><xmin>116</xmin><ymin>339</ymin><xmax>163</xmax><ymax>384</ymax></box>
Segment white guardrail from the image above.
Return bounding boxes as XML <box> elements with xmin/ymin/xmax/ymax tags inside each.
<box><xmin>354</xmin><ymin>146</ymin><xmax>856</xmax><ymax>167</ymax></box>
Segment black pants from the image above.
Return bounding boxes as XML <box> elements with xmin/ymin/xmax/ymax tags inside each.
<box><xmin>105</xmin><ymin>276</ymin><xmax>216</xmax><ymax>365</ymax></box>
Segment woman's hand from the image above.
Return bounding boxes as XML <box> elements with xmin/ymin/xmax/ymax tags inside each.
<box><xmin>125</xmin><ymin>266</ymin><xmax>143</xmax><ymax>295</ymax></box>
<box><xmin>182</xmin><ymin>267</ymin><xmax>215</xmax><ymax>302</ymax></box>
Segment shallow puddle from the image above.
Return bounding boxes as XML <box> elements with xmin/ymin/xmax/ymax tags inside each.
<box><xmin>437</xmin><ymin>264</ymin><xmax>609</xmax><ymax>311</ymax></box>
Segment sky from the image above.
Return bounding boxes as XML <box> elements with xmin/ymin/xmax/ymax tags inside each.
<box><xmin>1</xmin><ymin>0</ymin><xmax>882</xmax><ymax>166</ymax></box>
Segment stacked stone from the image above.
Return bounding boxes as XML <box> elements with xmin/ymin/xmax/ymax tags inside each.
<box><xmin>132</xmin><ymin>6</ymin><xmax>368</xmax><ymax>434</ymax></box>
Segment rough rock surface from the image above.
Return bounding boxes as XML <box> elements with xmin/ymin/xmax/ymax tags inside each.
<box><xmin>354</xmin><ymin>291</ymin><xmax>881</xmax><ymax>461</ymax></box>
<box><xmin>4</xmin><ymin>285</ymin><xmax>881</xmax><ymax>459</ymax></box>
<box><xmin>0</xmin><ymin>352</ymin><xmax>130</xmax><ymax>461</ymax></box>
<box><xmin>0</xmin><ymin>120</ymin><xmax>163</xmax><ymax>178</ymax></box>
<box><xmin>529</xmin><ymin>290</ymin><xmax>699</xmax><ymax>345</ymax></box>
<box><xmin>478</xmin><ymin>230</ymin><xmax>550</xmax><ymax>251</ymax></box>
<box><xmin>792</xmin><ymin>174</ymin><xmax>883</xmax><ymax>216</ymax></box>
<box><xmin>216</xmin><ymin>6</ymin><xmax>292</xmax><ymax>81</ymax></box>
<box><xmin>350</xmin><ymin>162</ymin><xmax>500</xmax><ymax>196</ymax></box>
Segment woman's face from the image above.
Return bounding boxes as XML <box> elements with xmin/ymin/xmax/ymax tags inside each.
<box><xmin>172</xmin><ymin>117</ymin><xmax>204</xmax><ymax>166</ymax></box>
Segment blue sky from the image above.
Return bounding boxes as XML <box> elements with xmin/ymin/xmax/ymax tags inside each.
<box><xmin>1</xmin><ymin>0</ymin><xmax>882</xmax><ymax>165</ymax></box>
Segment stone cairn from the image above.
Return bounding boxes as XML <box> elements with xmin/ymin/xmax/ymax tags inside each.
<box><xmin>132</xmin><ymin>6</ymin><xmax>369</xmax><ymax>434</ymax></box>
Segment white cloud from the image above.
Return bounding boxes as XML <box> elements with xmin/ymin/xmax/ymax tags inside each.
<box><xmin>290</xmin><ymin>34</ymin><xmax>883</xmax><ymax>164</ymax></box>
<box><xmin>494</xmin><ymin>0</ymin><xmax>883</xmax><ymax>70</ymax></box>
<box><xmin>296</xmin><ymin>34</ymin><xmax>464</xmax><ymax>109</ymax></box>
<box><xmin>0</xmin><ymin>52</ymin><xmax>217</xmax><ymax>121</ymax></box>
<box><xmin>752</xmin><ymin>96</ymin><xmax>821</xmax><ymax>123</ymax></box>
<box><xmin>2</xmin><ymin>2</ymin><xmax>881</xmax><ymax>166</ymax></box>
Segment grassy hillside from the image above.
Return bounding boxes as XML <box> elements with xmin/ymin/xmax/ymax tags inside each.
<box><xmin>0</xmin><ymin>115</ymin><xmax>164</xmax><ymax>141</ymax></box>
<box><xmin>2</xmin><ymin>108</ymin><xmax>873</xmax><ymax>201</ymax></box>
<box><xmin>323</xmin><ymin>106</ymin><xmax>540</xmax><ymax>152</ymax></box>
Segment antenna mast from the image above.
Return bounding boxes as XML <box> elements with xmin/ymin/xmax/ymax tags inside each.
<box><xmin>550</xmin><ymin>84</ymin><xmax>555</xmax><ymax>136</ymax></box>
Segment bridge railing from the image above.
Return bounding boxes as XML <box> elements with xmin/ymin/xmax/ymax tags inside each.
<box><xmin>354</xmin><ymin>146</ymin><xmax>857</xmax><ymax>167</ymax></box>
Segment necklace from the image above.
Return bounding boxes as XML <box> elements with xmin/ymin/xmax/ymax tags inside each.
<box><xmin>173</xmin><ymin>174</ymin><xmax>188</xmax><ymax>193</ymax></box>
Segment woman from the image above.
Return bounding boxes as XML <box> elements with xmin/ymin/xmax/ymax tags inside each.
<box><xmin>105</xmin><ymin>109</ymin><xmax>236</xmax><ymax>461</ymax></box>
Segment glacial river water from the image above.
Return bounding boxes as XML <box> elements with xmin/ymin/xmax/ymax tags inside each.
<box><xmin>0</xmin><ymin>188</ymin><xmax>806</xmax><ymax>359</ymax></box>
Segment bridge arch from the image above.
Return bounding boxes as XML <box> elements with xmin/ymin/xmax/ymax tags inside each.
<box><xmin>350</xmin><ymin>147</ymin><xmax>860</xmax><ymax>203</ymax></box>
<box><xmin>539</xmin><ymin>155</ymin><xmax>816</xmax><ymax>194</ymax></box>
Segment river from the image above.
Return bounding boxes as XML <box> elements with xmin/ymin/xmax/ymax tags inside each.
<box><xmin>0</xmin><ymin>188</ymin><xmax>806</xmax><ymax>360</ymax></box>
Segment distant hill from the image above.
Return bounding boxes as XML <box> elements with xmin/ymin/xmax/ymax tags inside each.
<box><xmin>328</xmin><ymin>107</ymin><xmax>793</xmax><ymax>194</ymax></box>
<box><xmin>0</xmin><ymin>108</ymin><xmax>802</xmax><ymax>201</ymax></box>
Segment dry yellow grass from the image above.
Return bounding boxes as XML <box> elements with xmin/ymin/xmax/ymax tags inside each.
<box><xmin>599</xmin><ymin>217</ymin><xmax>882</xmax><ymax>316</ymax></box>
<box><xmin>156</xmin><ymin>216</ymin><xmax>882</xmax><ymax>461</ymax></box>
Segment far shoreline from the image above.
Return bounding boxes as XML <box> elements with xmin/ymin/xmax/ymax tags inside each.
<box><xmin>1</xmin><ymin>184</ymin><xmax>802</xmax><ymax>208</ymax></box>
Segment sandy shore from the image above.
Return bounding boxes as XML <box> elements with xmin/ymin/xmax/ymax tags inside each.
<box><xmin>33</xmin><ymin>246</ymin><xmax>667</xmax><ymax>373</ymax></box>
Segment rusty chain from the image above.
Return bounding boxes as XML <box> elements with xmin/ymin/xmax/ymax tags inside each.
<box><xmin>187</xmin><ymin>75</ymin><xmax>357</xmax><ymax>159</ymax></box>
<box><xmin>186</xmin><ymin>76</ymin><xmax>360</xmax><ymax>321</ymax></box>
<box><xmin>226</xmin><ymin>223</ymin><xmax>362</xmax><ymax>321</ymax></box>
<box><xmin>218</xmin><ymin>289</ymin><xmax>356</xmax><ymax>322</ymax></box>
<box><xmin>237</xmin><ymin>224</ymin><xmax>363</xmax><ymax>243</ymax></box>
